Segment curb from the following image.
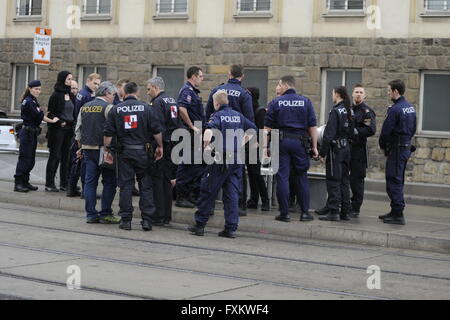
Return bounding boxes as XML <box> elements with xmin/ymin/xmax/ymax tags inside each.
<box><xmin>0</xmin><ymin>188</ymin><xmax>449</xmax><ymax>254</ymax></box>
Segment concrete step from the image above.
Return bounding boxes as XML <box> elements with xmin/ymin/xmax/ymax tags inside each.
<box><xmin>0</xmin><ymin>180</ymin><xmax>449</xmax><ymax>255</ymax></box>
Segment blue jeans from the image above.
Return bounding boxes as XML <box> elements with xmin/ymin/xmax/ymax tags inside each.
<box><xmin>83</xmin><ymin>150</ymin><xmax>117</xmax><ymax>220</ymax></box>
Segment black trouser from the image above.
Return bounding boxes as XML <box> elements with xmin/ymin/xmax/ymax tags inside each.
<box><xmin>289</xmin><ymin>165</ymin><xmax>299</xmax><ymax>205</ymax></box>
<box><xmin>325</xmin><ymin>146</ymin><xmax>351</xmax><ymax>213</ymax></box>
<box><xmin>247</xmin><ymin>163</ymin><xmax>269</xmax><ymax>205</ymax></box>
<box><xmin>350</xmin><ymin>156</ymin><xmax>367</xmax><ymax>212</ymax></box>
<box><xmin>152</xmin><ymin>144</ymin><xmax>174</xmax><ymax>223</ymax></box>
<box><xmin>15</xmin><ymin>128</ymin><xmax>38</xmax><ymax>184</ymax></box>
<box><xmin>118</xmin><ymin>150</ymin><xmax>155</xmax><ymax>222</ymax></box>
<box><xmin>46</xmin><ymin>126</ymin><xmax>73</xmax><ymax>188</ymax></box>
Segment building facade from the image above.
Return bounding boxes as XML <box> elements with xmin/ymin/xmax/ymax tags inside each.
<box><xmin>0</xmin><ymin>0</ymin><xmax>450</xmax><ymax>184</ymax></box>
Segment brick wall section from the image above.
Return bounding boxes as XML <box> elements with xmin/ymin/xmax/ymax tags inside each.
<box><xmin>1</xmin><ymin>37</ymin><xmax>449</xmax><ymax>184</ymax></box>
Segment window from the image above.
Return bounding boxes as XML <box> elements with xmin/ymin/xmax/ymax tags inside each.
<box><xmin>83</xmin><ymin>0</ymin><xmax>112</xmax><ymax>16</ymax></box>
<box><xmin>321</xmin><ymin>70</ymin><xmax>362</xmax><ymax>123</ymax></box>
<box><xmin>424</xmin><ymin>0</ymin><xmax>449</xmax><ymax>11</ymax></box>
<box><xmin>327</xmin><ymin>0</ymin><xmax>364</xmax><ymax>12</ymax></box>
<box><xmin>78</xmin><ymin>66</ymin><xmax>107</xmax><ymax>86</ymax></box>
<box><xmin>420</xmin><ymin>72</ymin><xmax>450</xmax><ymax>135</ymax></box>
<box><xmin>153</xmin><ymin>67</ymin><xmax>185</xmax><ymax>100</ymax></box>
<box><xmin>242</xmin><ymin>68</ymin><xmax>269</xmax><ymax>108</ymax></box>
<box><xmin>11</xmin><ymin>64</ymin><xmax>39</xmax><ymax>111</ymax></box>
<box><xmin>156</xmin><ymin>0</ymin><xmax>188</xmax><ymax>15</ymax></box>
<box><xmin>237</xmin><ymin>0</ymin><xmax>271</xmax><ymax>13</ymax></box>
<box><xmin>16</xmin><ymin>0</ymin><xmax>42</xmax><ymax>16</ymax></box>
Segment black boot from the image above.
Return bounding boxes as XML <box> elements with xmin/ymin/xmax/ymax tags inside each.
<box><xmin>175</xmin><ymin>195</ymin><xmax>195</xmax><ymax>208</ymax></box>
<box><xmin>319</xmin><ymin>210</ymin><xmax>340</xmax><ymax>221</ymax></box>
<box><xmin>315</xmin><ymin>206</ymin><xmax>329</xmax><ymax>216</ymax></box>
<box><xmin>67</xmin><ymin>185</ymin><xmax>81</xmax><ymax>197</ymax></box>
<box><xmin>246</xmin><ymin>200</ymin><xmax>258</xmax><ymax>209</ymax></box>
<box><xmin>349</xmin><ymin>210</ymin><xmax>360</xmax><ymax>218</ymax></box>
<box><xmin>119</xmin><ymin>220</ymin><xmax>132</xmax><ymax>231</ymax></box>
<box><xmin>24</xmin><ymin>182</ymin><xmax>38</xmax><ymax>191</ymax></box>
<box><xmin>340</xmin><ymin>212</ymin><xmax>351</xmax><ymax>221</ymax></box>
<box><xmin>379</xmin><ymin>211</ymin><xmax>393</xmax><ymax>220</ymax></box>
<box><xmin>141</xmin><ymin>220</ymin><xmax>153</xmax><ymax>231</ymax></box>
<box><xmin>45</xmin><ymin>185</ymin><xmax>59</xmax><ymax>193</ymax></box>
<box><xmin>188</xmin><ymin>224</ymin><xmax>204</xmax><ymax>236</ymax></box>
<box><xmin>275</xmin><ymin>214</ymin><xmax>291</xmax><ymax>223</ymax></box>
<box><xmin>218</xmin><ymin>229</ymin><xmax>236</xmax><ymax>238</ymax></box>
<box><xmin>300</xmin><ymin>211</ymin><xmax>314</xmax><ymax>222</ymax></box>
<box><xmin>261</xmin><ymin>201</ymin><xmax>270</xmax><ymax>212</ymax></box>
<box><xmin>383</xmin><ymin>211</ymin><xmax>406</xmax><ymax>225</ymax></box>
<box><xmin>14</xmin><ymin>182</ymin><xmax>29</xmax><ymax>193</ymax></box>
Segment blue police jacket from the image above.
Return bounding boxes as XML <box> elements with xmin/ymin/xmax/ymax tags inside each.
<box><xmin>178</xmin><ymin>81</ymin><xmax>205</xmax><ymax>127</ymax></box>
<box><xmin>74</xmin><ymin>85</ymin><xmax>95</xmax><ymax>120</ymax></box>
<box><xmin>21</xmin><ymin>95</ymin><xmax>44</xmax><ymax>127</ymax></box>
<box><xmin>379</xmin><ymin>96</ymin><xmax>416</xmax><ymax>149</ymax></box>
<box><xmin>206</xmin><ymin>105</ymin><xmax>257</xmax><ymax>154</ymax></box>
<box><xmin>264</xmin><ymin>89</ymin><xmax>317</xmax><ymax>134</ymax></box>
<box><xmin>205</xmin><ymin>78</ymin><xmax>254</xmax><ymax>123</ymax></box>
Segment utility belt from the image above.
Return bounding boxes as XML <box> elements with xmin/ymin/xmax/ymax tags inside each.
<box><xmin>331</xmin><ymin>138</ymin><xmax>349</xmax><ymax>150</ymax></box>
<box><xmin>280</xmin><ymin>131</ymin><xmax>312</xmax><ymax>156</ymax></box>
<box><xmin>385</xmin><ymin>142</ymin><xmax>416</xmax><ymax>156</ymax></box>
<box><xmin>22</xmin><ymin>125</ymin><xmax>41</xmax><ymax>135</ymax></box>
<box><xmin>120</xmin><ymin>143</ymin><xmax>152</xmax><ymax>153</ymax></box>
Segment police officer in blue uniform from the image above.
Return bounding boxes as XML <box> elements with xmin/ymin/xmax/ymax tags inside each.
<box><xmin>379</xmin><ymin>80</ymin><xmax>416</xmax><ymax>225</ymax></box>
<box><xmin>264</xmin><ymin>76</ymin><xmax>318</xmax><ymax>222</ymax></box>
<box><xmin>175</xmin><ymin>66</ymin><xmax>206</xmax><ymax>208</ymax></box>
<box><xmin>319</xmin><ymin>86</ymin><xmax>355</xmax><ymax>222</ymax></box>
<box><xmin>14</xmin><ymin>80</ymin><xmax>59</xmax><ymax>192</ymax></box>
<box><xmin>147</xmin><ymin>76</ymin><xmax>182</xmax><ymax>226</ymax></box>
<box><xmin>349</xmin><ymin>84</ymin><xmax>376</xmax><ymax>218</ymax></box>
<box><xmin>188</xmin><ymin>90</ymin><xmax>257</xmax><ymax>238</ymax></box>
<box><xmin>206</xmin><ymin>65</ymin><xmax>255</xmax><ymax>216</ymax></box>
<box><xmin>104</xmin><ymin>82</ymin><xmax>164</xmax><ymax>231</ymax></box>
<box><xmin>67</xmin><ymin>73</ymin><xmax>101</xmax><ymax>196</ymax></box>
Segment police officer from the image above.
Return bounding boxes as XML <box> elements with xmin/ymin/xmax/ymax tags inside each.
<box><xmin>75</xmin><ymin>81</ymin><xmax>120</xmax><ymax>224</ymax></box>
<box><xmin>264</xmin><ymin>76</ymin><xmax>318</xmax><ymax>222</ymax></box>
<box><xmin>147</xmin><ymin>76</ymin><xmax>182</xmax><ymax>226</ymax></box>
<box><xmin>318</xmin><ymin>86</ymin><xmax>355</xmax><ymax>222</ymax></box>
<box><xmin>188</xmin><ymin>90</ymin><xmax>257</xmax><ymax>238</ymax></box>
<box><xmin>379</xmin><ymin>80</ymin><xmax>416</xmax><ymax>225</ymax></box>
<box><xmin>104</xmin><ymin>82</ymin><xmax>163</xmax><ymax>231</ymax></box>
<box><xmin>67</xmin><ymin>73</ymin><xmax>102</xmax><ymax>196</ymax></box>
<box><xmin>175</xmin><ymin>66</ymin><xmax>205</xmax><ymax>208</ymax></box>
<box><xmin>14</xmin><ymin>80</ymin><xmax>59</xmax><ymax>192</ymax></box>
<box><xmin>349</xmin><ymin>84</ymin><xmax>376</xmax><ymax>218</ymax></box>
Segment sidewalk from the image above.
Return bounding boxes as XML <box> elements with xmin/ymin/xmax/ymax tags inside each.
<box><xmin>0</xmin><ymin>179</ymin><xmax>449</xmax><ymax>254</ymax></box>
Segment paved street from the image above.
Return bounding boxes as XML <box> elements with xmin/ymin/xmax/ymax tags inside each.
<box><xmin>0</xmin><ymin>202</ymin><xmax>449</xmax><ymax>300</ymax></box>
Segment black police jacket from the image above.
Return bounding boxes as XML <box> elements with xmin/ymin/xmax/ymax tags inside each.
<box><xmin>150</xmin><ymin>91</ymin><xmax>183</xmax><ymax>143</ymax></box>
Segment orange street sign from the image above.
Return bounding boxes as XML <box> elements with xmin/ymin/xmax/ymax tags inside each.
<box><xmin>33</xmin><ymin>27</ymin><xmax>52</xmax><ymax>65</ymax></box>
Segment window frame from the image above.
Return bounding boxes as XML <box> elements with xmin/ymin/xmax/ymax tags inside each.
<box><xmin>77</xmin><ymin>65</ymin><xmax>107</xmax><ymax>87</ymax></box>
<box><xmin>418</xmin><ymin>71</ymin><xmax>450</xmax><ymax>137</ymax></box>
<box><xmin>320</xmin><ymin>69</ymin><xmax>362</xmax><ymax>125</ymax></box>
<box><xmin>151</xmin><ymin>65</ymin><xmax>186</xmax><ymax>99</ymax></box>
<box><xmin>424</xmin><ymin>0</ymin><xmax>449</xmax><ymax>12</ymax></box>
<box><xmin>15</xmin><ymin>0</ymin><xmax>42</xmax><ymax>18</ymax></box>
<box><xmin>235</xmin><ymin>0</ymin><xmax>273</xmax><ymax>18</ymax></box>
<box><xmin>326</xmin><ymin>0</ymin><xmax>366</xmax><ymax>12</ymax></box>
<box><xmin>82</xmin><ymin>0</ymin><xmax>112</xmax><ymax>17</ymax></box>
<box><xmin>155</xmin><ymin>0</ymin><xmax>189</xmax><ymax>18</ymax></box>
<box><xmin>11</xmin><ymin>64</ymin><xmax>39</xmax><ymax>113</ymax></box>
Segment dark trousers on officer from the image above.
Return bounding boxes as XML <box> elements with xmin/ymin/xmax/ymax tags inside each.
<box><xmin>247</xmin><ymin>163</ymin><xmax>269</xmax><ymax>205</ymax></box>
<box><xmin>325</xmin><ymin>147</ymin><xmax>351</xmax><ymax>213</ymax></box>
<box><xmin>276</xmin><ymin>138</ymin><xmax>310</xmax><ymax>215</ymax></box>
<box><xmin>195</xmin><ymin>163</ymin><xmax>243</xmax><ymax>232</ymax></box>
<box><xmin>152</xmin><ymin>145</ymin><xmax>174</xmax><ymax>223</ymax></box>
<box><xmin>14</xmin><ymin>128</ymin><xmax>38</xmax><ymax>185</ymax></box>
<box><xmin>385</xmin><ymin>148</ymin><xmax>411</xmax><ymax>213</ymax></box>
<box><xmin>350</xmin><ymin>155</ymin><xmax>366</xmax><ymax>213</ymax></box>
<box><xmin>46</xmin><ymin>126</ymin><xmax>73</xmax><ymax>188</ymax></box>
<box><xmin>83</xmin><ymin>149</ymin><xmax>117</xmax><ymax>220</ymax></box>
<box><xmin>118</xmin><ymin>149</ymin><xmax>155</xmax><ymax>222</ymax></box>
<box><xmin>68</xmin><ymin>139</ymin><xmax>86</xmax><ymax>192</ymax></box>
<box><xmin>176</xmin><ymin>163</ymin><xmax>205</xmax><ymax>201</ymax></box>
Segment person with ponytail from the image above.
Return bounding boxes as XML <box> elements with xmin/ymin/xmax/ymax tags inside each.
<box><xmin>317</xmin><ymin>86</ymin><xmax>355</xmax><ymax>222</ymax></box>
<box><xmin>14</xmin><ymin>80</ymin><xmax>59</xmax><ymax>192</ymax></box>
<box><xmin>45</xmin><ymin>71</ymin><xmax>76</xmax><ymax>192</ymax></box>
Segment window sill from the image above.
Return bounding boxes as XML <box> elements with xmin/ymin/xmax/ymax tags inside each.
<box><xmin>153</xmin><ymin>14</ymin><xmax>189</xmax><ymax>20</ymax></box>
<box><xmin>13</xmin><ymin>16</ymin><xmax>42</xmax><ymax>22</ymax></box>
<box><xmin>80</xmin><ymin>15</ymin><xmax>112</xmax><ymax>22</ymax></box>
<box><xmin>322</xmin><ymin>11</ymin><xmax>366</xmax><ymax>18</ymax></box>
<box><xmin>233</xmin><ymin>12</ymin><xmax>273</xmax><ymax>19</ymax></box>
<box><xmin>420</xmin><ymin>12</ymin><xmax>450</xmax><ymax>18</ymax></box>
<box><xmin>416</xmin><ymin>132</ymin><xmax>450</xmax><ymax>139</ymax></box>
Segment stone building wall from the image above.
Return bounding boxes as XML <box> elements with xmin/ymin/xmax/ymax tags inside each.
<box><xmin>0</xmin><ymin>37</ymin><xmax>449</xmax><ymax>184</ymax></box>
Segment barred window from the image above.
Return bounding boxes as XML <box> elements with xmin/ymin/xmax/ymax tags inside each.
<box><xmin>16</xmin><ymin>0</ymin><xmax>42</xmax><ymax>16</ymax></box>
<box><xmin>11</xmin><ymin>64</ymin><xmax>39</xmax><ymax>111</ymax></box>
<box><xmin>157</xmin><ymin>0</ymin><xmax>188</xmax><ymax>15</ymax></box>
<box><xmin>238</xmin><ymin>0</ymin><xmax>272</xmax><ymax>13</ymax></box>
<box><xmin>327</xmin><ymin>0</ymin><xmax>364</xmax><ymax>11</ymax></box>
<box><xmin>84</xmin><ymin>0</ymin><xmax>112</xmax><ymax>15</ymax></box>
<box><xmin>420</xmin><ymin>72</ymin><xmax>450</xmax><ymax>134</ymax></box>
<box><xmin>425</xmin><ymin>0</ymin><xmax>449</xmax><ymax>11</ymax></box>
